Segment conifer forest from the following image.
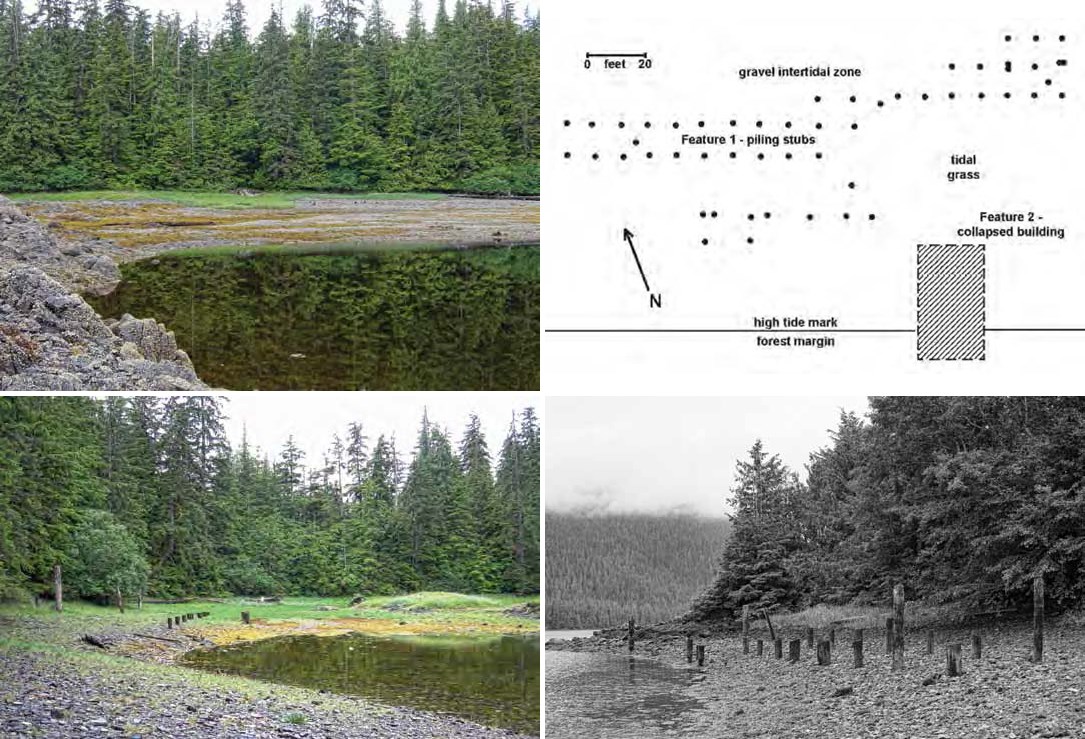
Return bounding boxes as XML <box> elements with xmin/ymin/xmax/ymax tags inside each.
<box><xmin>0</xmin><ymin>0</ymin><xmax>540</xmax><ymax>194</ymax></box>
<box><xmin>0</xmin><ymin>396</ymin><xmax>541</xmax><ymax>601</ymax></box>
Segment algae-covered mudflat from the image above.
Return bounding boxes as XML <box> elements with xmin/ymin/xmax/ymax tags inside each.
<box><xmin>12</xmin><ymin>191</ymin><xmax>540</xmax><ymax>259</ymax></box>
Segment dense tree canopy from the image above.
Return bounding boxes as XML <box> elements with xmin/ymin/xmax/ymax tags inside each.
<box><xmin>0</xmin><ymin>397</ymin><xmax>540</xmax><ymax>600</ymax></box>
<box><xmin>691</xmin><ymin>398</ymin><xmax>1085</xmax><ymax>621</ymax></box>
<box><xmin>0</xmin><ymin>0</ymin><xmax>539</xmax><ymax>193</ymax></box>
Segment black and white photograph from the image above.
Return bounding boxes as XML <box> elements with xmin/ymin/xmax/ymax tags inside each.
<box><xmin>546</xmin><ymin>396</ymin><xmax>1085</xmax><ymax>739</ymax></box>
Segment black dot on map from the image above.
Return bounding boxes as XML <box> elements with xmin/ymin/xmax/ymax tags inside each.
<box><xmin>730</xmin><ymin>119</ymin><xmax>737</xmax><ymax>127</ymax></box>
<box><xmin>701</xmin><ymin>152</ymin><xmax>708</xmax><ymax>159</ymax></box>
<box><xmin>748</xmin><ymin>214</ymin><xmax>755</xmax><ymax>221</ymax></box>
<box><xmin>816</xmin><ymin>152</ymin><xmax>823</xmax><ymax>159</ymax></box>
<box><xmin>948</xmin><ymin>92</ymin><xmax>956</xmax><ymax>99</ymax></box>
<box><xmin>764</xmin><ymin>212</ymin><xmax>772</xmax><ymax>220</ymax></box>
<box><xmin>1032</xmin><ymin>63</ymin><xmax>1039</xmax><ymax>70</ymax></box>
<box><xmin>673</xmin><ymin>152</ymin><xmax>680</xmax><ymax>158</ymax></box>
<box><xmin>620</xmin><ymin>153</ymin><xmax>627</xmax><ymax>160</ymax></box>
<box><xmin>633</xmin><ymin>139</ymin><xmax>640</xmax><ymax>146</ymax></box>
<box><xmin>563</xmin><ymin>152</ymin><xmax>570</xmax><ymax>158</ymax></box>
<box><xmin>747</xmin><ymin>237</ymin><xmax>754</xmax><ymax>244</ymax></box>
<box><xmin>672</xmin><ymin>122</ymin><xmax>679</xmax><ymax>129</ymax></box>
<box><xmin>563</xmin><ymin>120</ymin><xmax>570</xmax><ymax>126</ymax></box>
<box><xmin>756</xmin><ymin>120</ymin><xmax>763</xmax><ymax>128</ymax></box>
<box><xmin>1046</xmin><ymin>79</ymin><xmax>1053</xmax><ymax>85</ymax></box>
<box><xmin>1005</xmin><ymin>35</ymin><xmax>1012</xmax><ymax>42</ymax></box>
<box><xmin>646</xmin><ymin>152</ymin><xmax>653</xmax><ymax>158</ymax></box>
<box><xmin>979</xmin><ymin>92</ymin><xmax>986</xmax><ymax>99</ymax></box>
<box><xmin>711</xmin><ymin>211</ymin><xmax>718</xmax><ymax>218</ymax></box>
<box><xmin>645</xmin><ymin>122</ymin><xmax>651</xmax><ymax>128</ymax></box>
<box><xmin>729</xmin><ymin>152</ymin><xmax>737</xmax><ymax>159</ymax></box>
<box><xmin>977</xmin><ymin>63</ymin><xmax>984</xmax><ymax>70</ymax></box>
<box><xmin>619</xmin><ymin>122</ymin><xmax>625</xmax><ymax>128</ymax></box>
<box><xmin>1059</xmin><ymin>35</ymin><xmax>1066</xmax><ymax>42</ymax></box>
<box><xmin>843</xmin><ymin>213</ymin><xmax>851</xmax><ymax>220</ymax></box>
<box><xmin>851</xmin><ymin>123</ymin><xmax>859</xmax><ymax>130</ymax></box>
<box><xmin>1032</xmin><ymin>92</ymin><xmax>1039</xmax><ymax>99</ymax></box>
<box><xmin>922</xmin><ymin>93</ymin><xmax>929</xmax><ymax>100</ymax></box>
<box><xmin>877</xmin><ymin>100</ymin><xmax>885</xmax><ymax>108</ymax></box>
<box><xmin>894</xmin><ymin>92</ymin><xmax>902</xmax><ymax>100</ymax></box>
<box><xmin>948</xmin><ymin>63</ymin><xmax>956</xmax><ymax>70</ymax></box>
<box><xmin>848</xmin><ymin>182</ymin><xmax>856</xmax><ymax>189</ymax></box>
<box><xmin>698</xmin><ymin>120</ymin><xmax>705</xmax><ymax>127</ymax></box>
<box><xmin>869</xmin><ymin>214</ymin><xmax>876</xmax><ymax>221</ymax></box>
<box><xmin>1004</xmin><ymin>92</ymin><xmax>1012</xmax><ymax>98</ymax></box>
<box><xmin>589</xmin><ymin>121</ymin><xmax>596</xmax><ymax>128</ymax></box>
<box><xmin>700</xmin><ymin>210</ymin><xmax>707</xmax><ymax>218</ymax></box>
<box><xmin>785</xmin><ymin>121</ymin><xmax>792</xmax><ymax>128</ymax></box>
<box><xmin>1005</xmin><ymin>61</ymin><xmax>1012</xmax><ymax>72</ymax></box>
<box><xmin>592</xmin><ymin>153</ymin><xmax>599</xmax><ymax>160</ymax></box>
<box><xmin>1060</xmin><ymin>92</ymin><xmax>1067</xmax><ymax>99</ymax></box>
<box><xmin>816</xmin><ymin>122</ymin><xmax>823</xmax><ymax>129</ymax></box>
<box><xmin>1033</xmin><ymin>34</ymin><xmax>1040</xmax><ymax>42</ymax></box>
<box><xmin>702</xmin><ymin>238</ymin><xmax>709</xmax><ymax>245</ymax></box>
<box><xmin>814</xmin><ymin>95</ymin><xmax>822</xmax><ymax>102</ymax></box>
<box><xmin>849</xmin><ymin>95</ymin><xmax>857</xmax><ymax>102</ymax></box>
<box><xmin>757</xmin><ymin>153</ymin><xmax>765</xmax><ymax>160</ymax></box>
<box><xmin>785</xmin><ymin>152</ymin><xmax>793</xmax><ymax>160</ymax></box>
<box><xmin>1056</xmin><ymin>60</ymin><xmax>1067</xmax><ymax>67</ymax></box>
<box><xmin>807</xmin><ymin>214</ymin><xmax>815</xmax><ymax>221</ymax></box>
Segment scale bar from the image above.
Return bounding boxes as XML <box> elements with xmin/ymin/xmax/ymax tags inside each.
<box><xmin>585</xmin><ymin>52</ymin><xmax>648</xmax><ymax>58</ymax></box>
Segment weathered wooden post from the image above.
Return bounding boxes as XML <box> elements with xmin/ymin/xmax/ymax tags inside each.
<box><xmin>115</xmin><ymin>587</ymin><xmax>124</xmax><ymax>614</ymax></box>
<box><xmin>53</xmin><ymin>564</ymin><xmax>63</xmax><ymax>613</ymax></box>
<box><xmin>774</xmin><ymin>638</ymin><xmax>783</xmax><ymax>659</ymax></box>
<box><xmin>241</xmin><ymin>611</ymin><xmax>251</xmax><ymax>625</ymax></box>
<box><xmin>167</xmin><ymin>617</ymin><xmax>173</xmax><ymax>629</ymax></box>
<box><xmin>686</xmin><ymin>635</ymin><xmax>693</xmax><ymax>663</ymax></box>
<box><xmin>853</xmin><ymin>637</ymin><xmax>863</xmax><ymax>667</ymax></box>
<box><xmin>742</xmin><ymin>605</ymin><xmax>750</xmax><ymax>654</ymax></box>
<box><xmin>829</xmin><ymin>628</ymin><xmax>836</xmax><ymax>646</ymax></box>
<box><xmin>892</xmin><ymin>584</ymin><xmax>905</xmax><ymax>671</ymax></box>
<box><xmin>756</xmin><ymin>639</ymin><xmax>764</xmax><ymax>656</ymax></box>
<box><xmin>137</xmin><ymin>590</ymin><xmax>143</xmax><ymax>611</ymax></box>
<box><xmin>885</xmin><ymin>617</ymin><xmax>894</xmax><ymax>654</ymax></box>
<box><xmin>788</xmin><ymin>639</ymin><xmax>801</xmax><ymax>662</ymax></box>
<box><xmin>946</xmin><ymin>644</ymin><xmax>963</xmax><ymax>676</ymax></box>
<box><xmin>1033</xmin><ymin>575</ymin><xmax>1044</xmax><ymax>663</ymax></box>
<box><xmin>628</xmin><ymin>618</ymin><xmax>635</xmax><ymax>652</ymax></box>
<box><xmin>927</xmin><ymin>630</ymin><xmax>934</xmax><ymax>655</ymax></box>
<box><xmin>696</xmin><ymin>644</ymin><xmax>705</xmax><ymax>667</ymax></box>
<box><xmin>806</xmin><ymin>626</ymin><xmax>814</xmax><ymax>648</ymax></box>
<box><xmin>971</xmin><ymin>632</ymin><xmax>982</xmax><ymax>659</ymax></box>
<box><xmin>817</xmin><ymin>640</ymin><xmax>831</xmax><ymax>666</ymax></box>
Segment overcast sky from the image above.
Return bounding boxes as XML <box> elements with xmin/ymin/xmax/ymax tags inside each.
<box><xmin>217</xmin><ymin>392</ymin><xmax>536</xmax><ymax>469</ymax></box>
<box><xmin>30</xmin><ymin>0</ymin><xmax>540</xmax><ymax>38</ymax></box>
<box><xmin>546</xmin><ymin>397</ymin><xmax>871</xmax><ymax>517</ymax></box>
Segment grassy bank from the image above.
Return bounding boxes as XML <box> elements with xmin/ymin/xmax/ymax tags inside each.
<box><xmin>6</xmin><ymin>190</ymin><xmax>446</xmax><ymax>209</ymax></box>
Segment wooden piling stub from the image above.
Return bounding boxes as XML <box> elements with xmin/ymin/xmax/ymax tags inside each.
<box><xmin>696</xmin><ymin>644</ymin><xmax>705</xmax><ymax>667</ymax></box>
<box><xmin>686</xmin><ymin>635</ymin><xmax>694</xmax><ymax>663</ymax></box>
<box><xmin>167</xmin><ymin>617</ymin><xmax>173</xmax><ymax>629</ymax></box>
<box><xmin>788</xmin><ymin>639</ymin><xmax>800</xmax><ymax>663</ymax></box>
<box><xmin>891</xmin><ymin>583</ymin><xmax>905</xmax><ymax>671</ymax></box>
<box><xmin>927</xmin><ymin>630</ymin><xmax>934</xmax><ymax>655</ymax></box>
<box><xmin>756</xmin><ymin>639</ymin><xmax>764</xmax><ymax>656</ymax></box>
<box><xmin>1033</xmin><ymin>576</ymin><xmax>1044</xmax><ymax>664</ymax></box>
<box><xmin>773</xmin><ymin>637</ymin><xmax>783</xmax><ymax>659</ymax></box>
<box><xmin>946</xmin><ymin>644</ymin><xmax>963</xmax><ymax>677</ymax></box>
<box><xmin>971</xmin><ymin>632</ymin><xmax>982</xmax><ymax>659</ymax></box>
<box><xmin>806</xmin><ymin>626</ymin><xmax>814</xmax><ymax>648</ymax></box>
<box><xmin>885</xmin><ymin>617</ymin><xmax>894</xmax><ymax>655</ymax></box>
<box><xmin>829</xmin><ymin>628</ymin><xmax>836</xmax><ymax>646</ymax></box>
<box><xmin>853</xmin><ymin>639</ymin><xmax>863</xmax><ymax>668</ymax></box>
<box><xmin>241</xmin><ymin>611</ymin><xmax>251</xmax><ymax>625</ymax></box>
<box><xmin>743</xmin><ymin>636</ymin><xmax>749</xmax><ymax>654</ymax></box>
<box><xmin>628</xmin><ymin>618</ymin><xmax>635</xmax><ymax>652</ymax></box>
<box><xmin>816</xmin><ymin>640</ymin><xmax>831</xmax><ymax>666</ymax></box>
<box><xmin>53</xmin><ymin>564</ymin><xmax>63</xmax><ymax>613</ymax></box>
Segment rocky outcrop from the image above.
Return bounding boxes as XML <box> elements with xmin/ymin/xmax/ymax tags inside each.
<box><xmin>1</xmin><ymin>195</ymin><xmax>207</xmax><ymax>389</ymax></box>
<box><xmin>0</xmin><ymin>195</ymin><xmax>120</xmax><ymax>295</ymax></box>
<box><xmin>0</xmin><ymin>266</ymin><xmax>206</xmax><ymax>390</ymax></box>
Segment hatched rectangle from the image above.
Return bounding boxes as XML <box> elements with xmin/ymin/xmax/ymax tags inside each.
<box><xmin>916</xmin><ymin>243</ymin><xmax>986</xmax><ymax>360</ymax></box>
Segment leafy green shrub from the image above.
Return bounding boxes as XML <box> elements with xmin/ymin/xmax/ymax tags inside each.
<box><xmin>66</xmin><ymin>509</ymin><xmax>149</xmax><ymax>601</ymax></box>
<box><xmin>457</xmin><ymin>164</ymin><xmax>539</xmax><ymax>196</ymax></box>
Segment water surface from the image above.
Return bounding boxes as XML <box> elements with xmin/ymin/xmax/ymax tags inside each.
<box><xmin>182</xmin><ymin>632</ymin><xmax>539</xmax><ymax>735</ymax></box>
<box><xmin>546</xmin><ymin>650</ymin><xmax>706</xmax><ymax>739</ymax></box>
<box><xmin>90</xmin><ymin>245</ymin><xmax>539</xmax><ymax>390</ymax></box>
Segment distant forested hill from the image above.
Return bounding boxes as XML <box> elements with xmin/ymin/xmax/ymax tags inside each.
<box><xmin>0</xmin><ymin>0</ymin><xmax>539</xmax><ymax>194</ymax></box>
<box><xmin>545</xmin><ymin>512</ymin><xmax>731</xmax><ymax>629</ymax></box>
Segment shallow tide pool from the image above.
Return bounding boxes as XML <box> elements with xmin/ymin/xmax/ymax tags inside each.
<box><xmin>181</xmin><ymin>632</ymin><xmax>540</xmax><ymax>735</ymax></box>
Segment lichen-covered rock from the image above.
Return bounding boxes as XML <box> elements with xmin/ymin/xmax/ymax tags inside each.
<box><xmin>0</xmin><ymin>267</ymin><xmax>207</xmax><ymax>390</ymax></box>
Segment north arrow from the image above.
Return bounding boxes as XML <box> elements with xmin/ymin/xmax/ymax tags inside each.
<box><xmin>622</xmin><ymin>228</ymin><xmax>651</xmax><ymax>292</ymax></box>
